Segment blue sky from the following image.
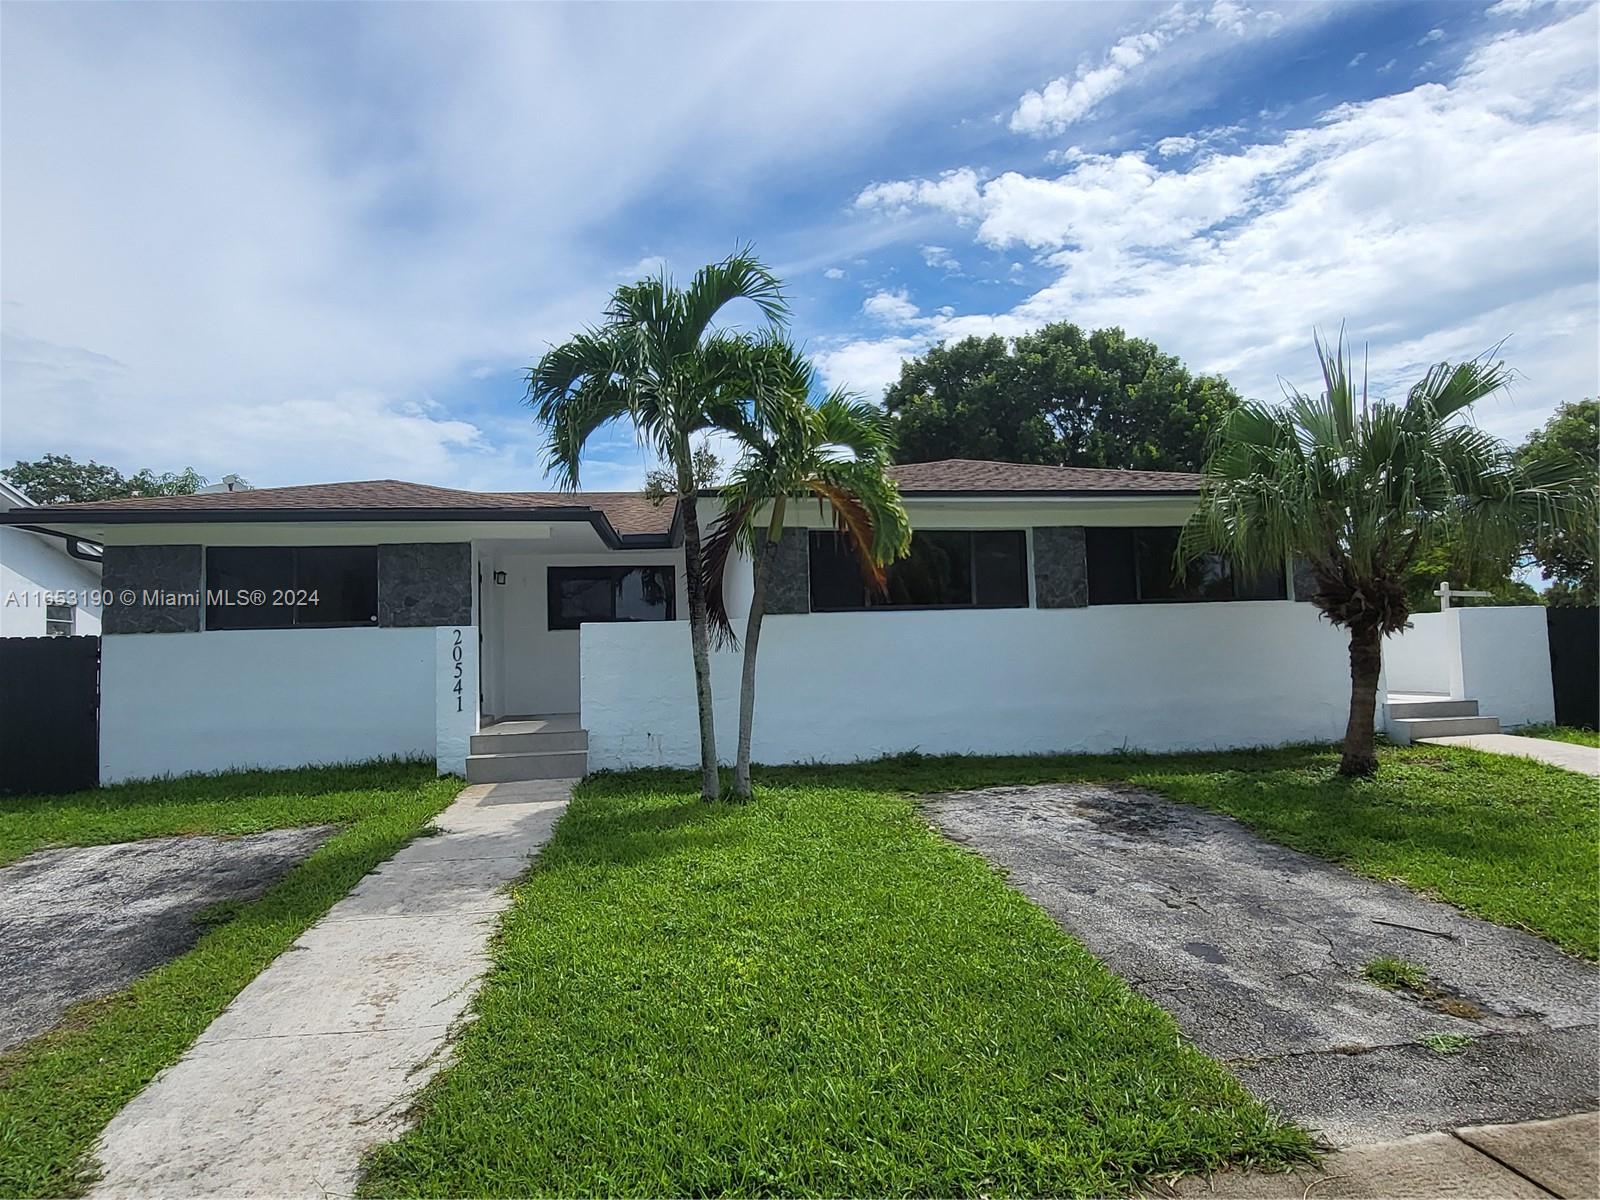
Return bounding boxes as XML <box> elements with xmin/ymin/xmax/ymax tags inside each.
<box><xmin>2</xmin><ymin>0</ymin><xmax>1595</xmax><ymax>493</ymax></box>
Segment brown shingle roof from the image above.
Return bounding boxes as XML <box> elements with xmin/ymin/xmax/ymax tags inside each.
<box><xmin>887</xmin><ymin>458</ymin><xmax>1201</xmax><ymax>494</ymax></box>
<box><xmin>12</xmin><ymin>481</ymin><xmax>678</xmax><ymax>539</ymax></box>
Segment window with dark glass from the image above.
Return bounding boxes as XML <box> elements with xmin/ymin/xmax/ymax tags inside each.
<box><xmin>45</xmin><ymin>603</ymin><xmax>75</xmax><ymax>636</ymax></box>
<box><xmin>1084</xmin><ymin>527</ymin><xmax>1286</xmax><ymax>604</ymax></box>
<box><xmin>548</xmin><ymin>566</ymin><xmax>676</xmax><ymax>630</ymax></box>
<box><xmin>205</xmin><ymin>546</ymin><xmax>378</xmax><ymax>630</ymax></box>
<box><xmin>808</xmin><ymin>530</ymin><xmax>1028</xmax><ymax>611</ymax></box>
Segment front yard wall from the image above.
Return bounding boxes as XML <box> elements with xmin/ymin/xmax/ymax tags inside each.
<box><xmin>581</xmin><ymin>601</ymin><xmax>1352</xmax><ymax>770</ymax></box>
<box><xmin>97</xmin><ymin>539</ymin><xmax>478</xmax><ymax>783</ymax></box>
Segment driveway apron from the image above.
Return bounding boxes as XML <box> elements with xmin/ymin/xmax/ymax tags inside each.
<box><xmin>924</xmin><ymin>783</ymin><xmax>1599</xmax><ymax>1146</ymax></box>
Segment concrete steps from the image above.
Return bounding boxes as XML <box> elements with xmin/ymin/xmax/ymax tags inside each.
<box><xmin>1384</xmin><ymin>694</ymin><xmax>1501</xmax><ymax>745</ymax></box>
<box><xmin>467</xmin><ymin>714</ymin><xmax>586</xmax><ymax>783</ymax></box>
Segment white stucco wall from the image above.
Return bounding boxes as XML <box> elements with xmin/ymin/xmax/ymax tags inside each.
<box><xmin>582</xmin><ymin>601</ymin><xmax>1352</xmax><ymax>771</ymax></box>
<box><xmin>479</xmin><ymin>546</ymin><xmax>688</xmax><ymax>718</ymax></box>
<box><xmin>1382</xmin><ymin>612</ymin><xmax>1451</xmax><ymax>695</ymax></box>
<box><xmin>0</xmin><ymin>526</ymin><xmax>103</xmax><ymax>637</ymax></box>
<box><xmin>1449</xmin><ymin>606</ymin><xmax>1556</xmax><ymax>728</ymax></box>
<box><xmin>100</xmin><ymin>628</ymin><xmax>439</xmax><ymax>783</ymax></box>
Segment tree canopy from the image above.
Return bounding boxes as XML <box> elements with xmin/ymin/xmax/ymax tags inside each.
<box><xmin>882</xmin><ymin>323</ymin><xmax>1242</xmax><ymax>471</ymax></box>
<box><xmin>1515</xmin><ymin>398</ymin><xmax>1598</xmax><ymax>605</ymax></box>
<box><xmin>1</xmin><ymin>454</ymin><xmax>207</xmax><ymax>505</ymax></box>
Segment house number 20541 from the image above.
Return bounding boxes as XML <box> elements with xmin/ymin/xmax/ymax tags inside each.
<box><xmin>452</xmin><ymin>629</ymin><xmax>464</xmax><ymax>713</ymax></box>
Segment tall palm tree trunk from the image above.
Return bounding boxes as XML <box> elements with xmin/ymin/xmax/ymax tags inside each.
<box><xmin>733</xmin><ymin>498</ymin><xmax>785</xmax><ymax>801</ymax></box>
<box><xmin>678</xmin><ymin>489</ymin><xmax>720</xmax><ymax>801</ymax></box>
<box><xmin>1339</xmin><ymin>623</ymin><xmax>1383</xmax><ymax>777</ymax></box>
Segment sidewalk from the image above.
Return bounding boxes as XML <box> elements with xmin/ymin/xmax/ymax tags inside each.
<box><xmin>1419</xmin><ymin>732</ymin><xmax>1600</xmax><ymax>777</ymax></box>
<box><xmin>88</xmin><ymin>778</ymin><xmax>574</xmax><ymax>1199</ymax></box>
<box><xmin>1165</xmin><ymin>1112</ymin><xmax>1599</xmax><ymax>1198</ymax></box>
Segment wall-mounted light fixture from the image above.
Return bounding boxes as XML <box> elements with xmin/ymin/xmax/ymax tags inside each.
<box><xmin>493</xmin><ymin>570</ymin><xmax>507</xmax><ymax>585</ymax></box>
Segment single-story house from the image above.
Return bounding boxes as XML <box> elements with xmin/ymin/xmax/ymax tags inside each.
<box><xmin>0</xmin><ymin>458</ymin><xmax>1556</xmax><ymax>785</ymax></box>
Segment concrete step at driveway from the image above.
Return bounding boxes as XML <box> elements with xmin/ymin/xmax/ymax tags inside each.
<box><xmin>1385</xmin><ymin>698</ymin><xmax>1481</xmax><ymax>720</ymax></box>
<box><xmin>1389</xmin><ymin>714</ymin><xmax>1501</xmax><ymax>744</ymax></box>
<box><xmin>466</xmin><ymin>749</ymin><xmax>587</xmax><ymax>783</ymax></box>
<box><xmin>469</xmin><ymin>729</ymin><xmax>588</xmax><ymax>755</ymax></box>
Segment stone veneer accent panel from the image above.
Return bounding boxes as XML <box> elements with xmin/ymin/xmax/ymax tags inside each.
<box><xmin>1291</xmin><ymin>558</ymin><xmax>1319</xmax><ymax>603</ymax></box>
<box><xmin>378</xmin><ymin>543</ymin><xmax>473</xmax><ymax>627</ymax></box>
<box><xmin>1032</xmin><ymin>527</ymin><xmax>1088</xmax><ymax>608</ymax></box>
<box><xmin>103</xmin><ymin>545</ymin><xmax>203</xmax><ymax>634</ymax></box>
<box><xmin>760</xmin><ymin>527</ymin><xmax>811</xmax><ymax>615</ymax></box>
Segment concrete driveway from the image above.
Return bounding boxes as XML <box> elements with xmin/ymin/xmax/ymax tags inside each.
<box><xmin>0</xmin><ymin>828</ymin><xmax>333</xmax><ymax>1051</ymax></box>
<box><xmin>924</xmin><ymin>783</ymin><xmax>1599</xmax><ymax>1146</ymax></box>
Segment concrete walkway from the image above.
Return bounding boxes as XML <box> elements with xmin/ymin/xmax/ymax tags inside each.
<box><xmin>1418</xmin><ymin>732</ymin><xmax>1600</xmax><ymax>777</ymax></box>
<box><xmin>1166</xmin><ymin>1112</ymin><xmax>1599</xmax><ymax>1197</ymax></box>
<box><xmin>88</xmin><ymin>778</ymin><xmax>574</xmax><ymax>1199</ymax></box>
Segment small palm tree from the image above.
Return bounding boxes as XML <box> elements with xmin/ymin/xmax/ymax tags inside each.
<box><xmin>527</xmin><ymin>250</ymin><xmax>787</xmax><ymax>802</ymax></box>
<box><xmin>1182</xmin><ymin>334</ymin><xmax>1592</xmax><ymax>777</ymax></box>
<box><xmin>704</xmin><ymin>341</ymin><xmax>911</xmax><ymax>800</ymax></box>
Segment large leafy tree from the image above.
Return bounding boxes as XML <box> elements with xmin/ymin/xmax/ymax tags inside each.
<box><xmin>3</xmin><ymin>454</ymin><xmax>207</xmax><ymax>505</ymax></box>
<box><xmin>1182</xmin><ymin>336</ymin><xmax>1591</xmax><ymax>777</ymax></box>
<box><xmin>526</xmin><ymin>250</ymin><xmax>786</xmax><ymax>802</ymax></box>
<box><xmin>703</xmin><ymin>340</ymin><xmax>911</xmax><ymax>801</ymax></box>
<box><xmin>1515</xmin><ymin>398</ymin><xmax>1598</xmax><ymax>605</ymax></box>
<box><xmin>883</xmin><ymin>323</ymin><xmax>1241</xmax><ymax>471</ymax></box>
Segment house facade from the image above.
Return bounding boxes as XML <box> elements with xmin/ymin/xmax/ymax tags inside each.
<box><xmin>0</xmin><ymin>459</ymin><xmax>1556</xmax><ymax>785</ymax></box>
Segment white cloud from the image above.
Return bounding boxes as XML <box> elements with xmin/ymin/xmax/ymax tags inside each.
<box><xmin>1487</xmin><ymin>0</ymin><xmax>1551</xmax><ymax>16</ymax></box>
<box><xmin>837</xmin><ymin>9</ymin><xmax>1600</xmax><ymax>441</ymax></box>
<box><xmin>1349</xmin><ymin>51</ymin><xmax>1367</xmax><ymax>67</ymax></box>
<box><xmin>1156</xmin><ymin>135</ymin><xmax>1198</xmax><ymax>156</ymax></box>
<box><xmin>1008</xmin><ymin>1</ymin><xmax>1295</xmax><ymax>135</ymax></box>
<box><xmin>823</xmin><ymin>267</ymin><xmax>846</xmax><ymax>279</ymax></box>
<box><xmin>862</xmin><ymin>288</ymin><xmax>920</xmax><ymax>324</ymax></box>
<box><xmin>1378</xmin><ymin>58</ymin><xmax>1397</xmax><ymax>73</ymax></box>
<box><xmin>618</xmin><ymin>254</ymin><xmax>668</xmax><ymax>278</ymax></box>
<box><xmin>919</xmin><ymin>245</ymin><xmax>962</xmax><ymax>271</ymax></box>
<box><xmin>813</xmin><ymin>335</ymin><xmax>921</xmax><ymax>399</ymax></box>
<box><xmin>1418</xmin><ymin>27</ymin><xmax>1445</xmax><ymax>45</ymax></box>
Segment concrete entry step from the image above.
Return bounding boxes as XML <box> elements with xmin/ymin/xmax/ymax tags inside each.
<box><xmin>1390</xmin><ymin>714</ymin><xmax>1502</xmax><ymax>743</ymax></box>
<box><xmin>470</xmin><ymin>729</ymin><xmax>587</xmax><ymax>755</ymax></box>
<box><xmin>1386</xmin><ymin>698</ymin><xmax>1481</xmax><ymax>720</ymax></box>
<box><xmin>466</xmin><ymin>749</ymin><xmax>587</xmax><ymax>783</ymax></box>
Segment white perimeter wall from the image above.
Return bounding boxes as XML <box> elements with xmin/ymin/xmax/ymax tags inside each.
<box><xmin>582</xmin><ymin>601</ymin><xmax>1352</xmax><ymax>770</ymax></box>
<box><xmin>1380</xmin><ymin>605</ymin><xmax>1554</xmax><ymax>728</ymax></box>
<box><xmin>101</xmin><ymin>628</ymin><xmax>442</xmax><ymax>783</ymax></box>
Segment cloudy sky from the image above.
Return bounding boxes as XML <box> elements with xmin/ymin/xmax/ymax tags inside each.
<box><xmin>2</xmin><ymin>0</ymin><xmax>1595</xmax><ymax>493</ymax></box>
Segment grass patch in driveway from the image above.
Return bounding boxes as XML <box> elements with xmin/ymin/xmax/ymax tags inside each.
<box><xmin>0</xmin><ymin>761</ymin><xmax>459</xmax><ymax>1197</ymax></box>
<box><xmin>362</xmin><ymin>774</ymin><xmax>1311</xmax><ymax>1199</ymax></box>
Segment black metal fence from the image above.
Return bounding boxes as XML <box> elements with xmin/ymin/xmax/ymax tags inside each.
<box><xmin>1545</xmin><ymin>607</ymin><xmax>1598</xmax><ymax>730</ymax></box>
<box><xmin>0</xmin><ymin>636</ymin><xmax>100</xmax><ymax>795</ymax></box>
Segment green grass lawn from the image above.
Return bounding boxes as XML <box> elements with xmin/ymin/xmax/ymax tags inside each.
<box><xmin>362</xmin><ymin>771</ymin><xmax>1313</xmax><ymax>1199</ymax></box>
<box><xmin>0</xmin><ymin>761</ymin><xmax>460</xmax><ymax>1197</ymax></box>
<box><xmin>1521</xmin><ymin>724</ymin><xmax>1600</xmax><ymax>749</ymax></box>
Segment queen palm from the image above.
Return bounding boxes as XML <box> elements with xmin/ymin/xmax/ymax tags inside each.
<box><xmin>704</xmin><ymin>340</ymin><xmax>911</xmax><ymax>801</ymax></box>
<box><xmin>1181</xmin><ymin>334</ymin><xmax>1592</xmax><ymax>777</ymax></box>
<box><xmin>527</xmin><ymin>250</ymin><xmax>786</xmax><ymax>802</ymax></box>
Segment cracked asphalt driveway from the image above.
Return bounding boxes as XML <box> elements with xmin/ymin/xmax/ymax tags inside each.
<box><xmin>924</xmin><ymin>783</ymin><xmax>1599</xmax><ymax>1146</ymax></box>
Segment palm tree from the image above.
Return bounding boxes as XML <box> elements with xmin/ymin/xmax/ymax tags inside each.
<box><xmin>1181</xmin><ymin>334</ymin><xmax>1592</xmax><ymax>777</ymax></box>
<box><xmin>527</xmin><ymin>249</ymin><xmax>787</xmax><ymax>802</ymax></box>
<box><xmin>704</xmin><ymin>341</ymin><xmax>911</xmax><ymax>800</ymax></box>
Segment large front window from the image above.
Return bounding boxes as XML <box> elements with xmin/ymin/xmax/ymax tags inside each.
<box><xmin>808</xmin><ymin>530</ymin><xmax>1028</xmax><ymax>611</ymax></box>
<box><xmin>205</xmin><ymin>546</ymin><xmax>379</xmax><ymax>630</ymax></box>
<box><xmin>547</xmin><ymin>565</ymin><xmax>676</xmax><ymax>630</ymax></box>
<box><xmin>1086</xmin><ymin>527</ymin><xmax>1286</xmax><ymax>604</ymax></box>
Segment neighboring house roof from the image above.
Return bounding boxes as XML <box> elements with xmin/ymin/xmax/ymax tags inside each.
<box><xmin>886</xmin><ymin>459</ymin><xmax>1201</xmax><ymax>495</ymax></box>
